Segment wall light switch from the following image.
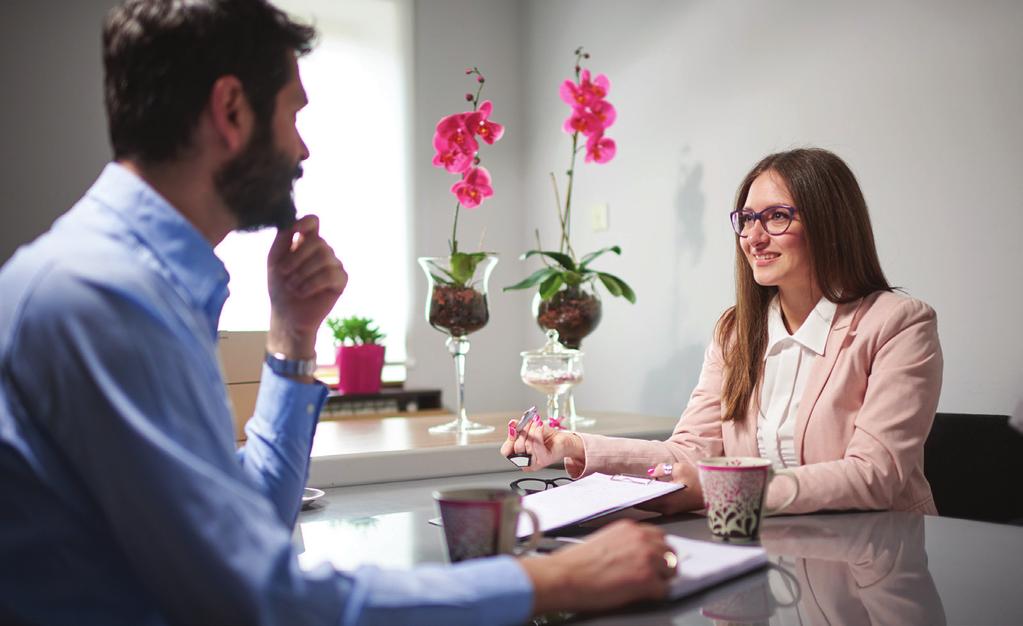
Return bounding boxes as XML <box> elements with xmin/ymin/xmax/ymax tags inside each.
<box><xmin>591</xmin><ymin>202</ymin><xmax>609</xmax><ymax>232</ymax></box>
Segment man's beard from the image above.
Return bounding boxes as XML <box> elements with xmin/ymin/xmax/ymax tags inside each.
<box><xmin>215</xmin><ymin>121</ymin><xmax>302</xmax><ymax>232</ymax></box>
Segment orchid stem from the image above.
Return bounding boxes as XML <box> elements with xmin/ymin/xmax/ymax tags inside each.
<box><xmin>550</xmin><ymin>172</ymin><xmax>569</xmax><ymax>253</ymax></box>
<box><xmin>563</xmin><ymin>131</ymin><xmax>579</xmax><ymax>261</ymax></box>
<box><xmin>451</xmin><ymin>201</ymin><xmax>461</xmax><ymax>254</ymax></box>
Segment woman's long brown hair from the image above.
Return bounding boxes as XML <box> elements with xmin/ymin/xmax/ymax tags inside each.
<box><xmin>717</xmin><ymin>148</ymin><xmax>892</xmax><ymax>421</ymax></box>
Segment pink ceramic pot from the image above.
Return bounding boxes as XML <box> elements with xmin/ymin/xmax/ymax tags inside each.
<box><xmin>336</xmin><ymin>344</ymin><xmax>385</xmax><ymax>395</ymax></box>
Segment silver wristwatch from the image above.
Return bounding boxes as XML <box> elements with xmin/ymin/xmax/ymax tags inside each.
<box><xmin>264</xmin><ymin>351</ymin><xmax>317</xmax><ymax>378</ymax></box>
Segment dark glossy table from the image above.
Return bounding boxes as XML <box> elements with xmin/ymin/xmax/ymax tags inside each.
<box><xmin>295</xmin><ymin>470</ymin><xmax>1023</xmax><ymax>625</ymax></box>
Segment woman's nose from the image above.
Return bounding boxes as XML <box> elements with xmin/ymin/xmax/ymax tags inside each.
<box><xmin>746</xmin><ymin>219</ymin><xmax>770</xmax><ymax>245</ymax></box>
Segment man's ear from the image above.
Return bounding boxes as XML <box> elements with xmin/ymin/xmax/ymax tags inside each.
<box><xmin>208</xmin><ymin>75</ymin><xmax>253</xmax><ymax>153</ymax></box>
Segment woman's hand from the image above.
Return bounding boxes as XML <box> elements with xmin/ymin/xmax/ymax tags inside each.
<box><xmin>634</xmin><ymin>460</ymin><xmax>705</xmax><ymax>515</ymax></box>
<box><xmin>500</xmin><ymin>413</ymin><xmax>585</xmax><ymax>473</ymax></box>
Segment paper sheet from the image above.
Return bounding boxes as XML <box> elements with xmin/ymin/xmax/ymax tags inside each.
<box><xmin>516</xmin><ymin>472</ymin><xmax>683</xmax><ymax>538</ymax></box>
<box><xmin>666</xmin><ymin>535</ymin><xmax>768</xmax><ymax>599</ymax></box>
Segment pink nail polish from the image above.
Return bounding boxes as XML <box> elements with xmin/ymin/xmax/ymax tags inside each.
<box><xmin>646</xmin><ymin>467</ymin><xmax>655</xmax><ymax>476</ymax></box>
<box><xmin>509</xmin><ymin>426</ymin><xmax>516</xmax><ymax>437</ymax></box>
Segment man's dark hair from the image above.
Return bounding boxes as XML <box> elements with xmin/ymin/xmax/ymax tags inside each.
<box><xmin>103</xmin><ymin>0</ymin><xmax>316</xmax><ymax>163</ymax></box>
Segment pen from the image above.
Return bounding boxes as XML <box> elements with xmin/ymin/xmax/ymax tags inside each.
<box><xmin>506</xmin><ymin>407</ymin><xmax>539</xmax><ymax>468</ymax></box>
<box><xmin>516</xmin><ymin>406</ymin><xmax>539</xmax><ymax>432</ymax></box>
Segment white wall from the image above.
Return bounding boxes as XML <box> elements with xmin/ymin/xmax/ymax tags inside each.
<box><xmin>517</xmin><ymin>0</ymin><xmax>1023</xmax><ymax>417</ymax></box>
<box><xmin>0</xmin><ymin>0</ymin><xmax>116</xmax><ymax>263</ymax></box>
<box><xmin>2</xmin><ymin>0</ymin><xmax>1020</xmax><ymax>418</ymax></box>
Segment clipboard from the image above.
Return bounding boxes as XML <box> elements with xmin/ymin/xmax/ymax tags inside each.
<box><xmin>516</xmin><ymin>472</ymin><xmax>685</xmax><ymax>538</ymax></box>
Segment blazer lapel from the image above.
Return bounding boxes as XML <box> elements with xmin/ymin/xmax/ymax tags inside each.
<box><xmin>793</xmin><ymin>298</ymin><xmax>866</xmax><ymax>462</ymax></box>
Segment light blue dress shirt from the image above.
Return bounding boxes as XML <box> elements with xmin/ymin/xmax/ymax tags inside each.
<box><xmin>0</xmin><ymin>163</ymin><xmax>533</xmax><ymax>626</ymax></box>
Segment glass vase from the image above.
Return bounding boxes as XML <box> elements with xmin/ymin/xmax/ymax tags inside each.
<box><xmin>520</xmin><ymin>330</ymin><xmax>582</xmax><ymax>426</ymax></box>
<box><xmin>419</xmin><ymin>254</ymin><xmax>498</xmax><ymax>434</ymax></box>
<box><xmin>532</xmin><ymin>280</ymin><xmax>601</xmax><ymax>428</ymax></box>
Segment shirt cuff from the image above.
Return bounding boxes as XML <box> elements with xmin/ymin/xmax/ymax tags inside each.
<box><xmin>341</xmin><ymin>556</ymin><xmax>534</xmax><ymax>626</ymax></box>
<box><xmin>247</xmin><ymin>363</ymin><xmax>328</xmax><ymax>437</ymax></box>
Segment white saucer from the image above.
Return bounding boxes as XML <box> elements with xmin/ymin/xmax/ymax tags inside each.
<box><xmin>302</xmin><ymin>487</ymin><xmax>325</xmax><ymax>506</ymax></box>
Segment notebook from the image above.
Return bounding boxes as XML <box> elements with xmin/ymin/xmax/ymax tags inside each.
<box><xmin>666</xmin><ymin>535</ymin><xmax>768</xmax><ymax>600</ymax></box>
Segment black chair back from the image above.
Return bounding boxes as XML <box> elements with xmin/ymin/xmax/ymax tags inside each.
<box><xmin>924</xmin><ymin>412</ymin><xmax>1023</xmax><ymax>524</ymax></box>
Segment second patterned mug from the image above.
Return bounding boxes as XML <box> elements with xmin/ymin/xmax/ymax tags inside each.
<box><xmin>697</xmin><ymin>457</ymin><xmax>799</xmax><ymax>542</ymax></box>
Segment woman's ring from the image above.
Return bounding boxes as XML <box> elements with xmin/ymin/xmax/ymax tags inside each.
<box><xmin>661</xmin><ymin>463</ymin><xmax>673</xmax><ymax>476</ymax></box>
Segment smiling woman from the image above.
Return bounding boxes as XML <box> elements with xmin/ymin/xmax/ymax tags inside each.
<box><xmin>216</xmin><ymin>0</ymin><xmax>411</xmax><ymax>381</ymax></box>
<box><xmin>503</xmin><ymin>147</ymin><xmax>944</xmax><ymax>519</ymax></box>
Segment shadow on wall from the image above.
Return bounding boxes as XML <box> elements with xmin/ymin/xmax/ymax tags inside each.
<box><xmin>640</xmin><ymin>148</ymin><xmax>708</xmax><ymax>415</ymax></box>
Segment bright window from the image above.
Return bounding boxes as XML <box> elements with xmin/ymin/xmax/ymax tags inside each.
<box><xmin>216</xmin><ymin>0</ymin><xmax>410</xmax><ymax>382</ymax></box>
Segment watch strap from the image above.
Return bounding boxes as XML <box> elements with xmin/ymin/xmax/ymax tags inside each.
<box><xmin>264</xmin><ymin>351</ymin><xmax>317</xmax><ymax>378</ymax></box>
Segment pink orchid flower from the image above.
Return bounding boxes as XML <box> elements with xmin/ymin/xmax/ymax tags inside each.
<box><xmin>588</xmin><ymin>99</ymin><xmax>616</xmax><ymax>130</ymax></box>
<box><xmin>432</xmin><ymin>113</ymin><xmax>478</xmax><ymax>173</ymax></box>
<box><xmin>559</xmin><ymin>68</ymin><xmax>611</xmax><ymax>110</ymax></box>
<box><xmin>450</xmin><ymin>166</ymin><xmax>494</xmax><ymax>209</ymax></box>
<box><xmin>432</xmin><ymin>146</ymin><xmax>475</xmax><ymax>174</ymax></box>
<box><xmin>584</xmin><ymin>134</ymin><xmax>616</xmax><ymax>164</ymax></box>
<box><xmin>579</xmin><ymin>69</ymin><xmax>611</xmax><ymax>101</ymax></box>
<box><xmin>563</xmin><ymin>109</ymin><xmax>599</xmax><ymax>135</ymax></box>
<box><xmin>465</xmin><ymin>100</ymin><xmax>505</xmax><ymax>145</ymax></box>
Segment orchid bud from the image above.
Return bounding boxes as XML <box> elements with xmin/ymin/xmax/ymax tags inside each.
<box><xmin>583</xmin><ymin>53</ymin><xmax>590</xmax><ymax>59</ymax></box>
<box><xmin>477</xmin><ymin>76</ymin><xmax>485</xmax><ymax>83</ymax></box>
<box><xmin>465</xmin><ymin>67</ymin><xmax>473</xmax><ymax>74</ymax></box>
<box><xmin>465</xmin><ymin>93</ymin><xmax>474</xmax><ymax>101</ymax></box>
<box><xmin>574</xmin><ymin>65</ymin><xmax>580</xmax><ymax>73</ymax></box>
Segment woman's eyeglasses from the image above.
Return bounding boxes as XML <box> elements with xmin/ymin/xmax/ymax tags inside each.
<box><xmin>510</xmin><ymin>477</ymin><xmax>574</xmax><ymax>495</ymax></box>
<box><xmin>729</xmin><ymin>204</ymin><xmax>798</xmax><ymax>237</ymax></box>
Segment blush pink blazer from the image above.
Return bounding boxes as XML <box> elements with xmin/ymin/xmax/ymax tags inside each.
<box><xmin>576</xmin><ymin>291</ymin><xmax>943</xmax><ymax>515</ymax></box>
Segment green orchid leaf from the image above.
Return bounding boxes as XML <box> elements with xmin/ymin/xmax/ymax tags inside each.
<box><xmin>539</xmin><ymin>273</ymin><xmax>565</xmax><ymax>300</ymax></box>
<box><xmin>430</xmin><ymin>272</ymin><xmax>454</xmax><ymax>286</ymax></box>
<box><xmin>521</xmin><ymin>249</ymin><xmax>576</xmax><ymax>271</ymax></box>
<box><xmin>597</xmin><ymin>272</ymin><xmax>637</xmax><ymax>304</ymax></box>
<box><xmin>578</xmin><ymin>245</ymin><xmax>622</xmax><ymax>269</ymax></box>
<box><xmin>504</xmin><ymin>267</ymin><xmax>556</xmax><ymax>292</ymax></box>
<box><xmin>449</xmin><ymin>252</ymin><xmax>487</xmax><ymax>286</ymax></box>
<box><xmin>563</xmin><ymin>271</ymin><xmax>585</xmax><ymax>286</ymax></box>
<box><xmin>597</xmin><ymin>273</ymin><xmax>623</xmax><ymax>297</ymax></box>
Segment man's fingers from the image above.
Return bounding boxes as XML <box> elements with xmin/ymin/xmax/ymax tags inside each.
<box><xmin>283</xmin><ymin>245</ymin><xmax>337</xmax><ymax>288</ymax></box>
<box><xmin>269</xmin><ymin>215</ymin><xmax>320</xmax><ymax>265</ymax></box>
<box><xmin>268</xmin><ymin>225</ymin><xmax>296</xmax><ymax>263</ymax></box>
<box><xmin>293</xmin><ymin>214</ymin><xmax>319</xmax><ymax>237</ymax></box>
<box><xmin>292</xmin><ymin>269</ymin><xmax>346</xmax><ymax>299</ymax></box>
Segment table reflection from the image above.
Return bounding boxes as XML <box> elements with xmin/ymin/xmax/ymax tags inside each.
<box><xmin>700</xmin><ymin>512</ymin><xmax>945</xmax><ymax>626</ymax></box>
<box><xmin>297</xmin><ymin>512</ymin><xmax>421</xmax><ymax>571</ymax></box>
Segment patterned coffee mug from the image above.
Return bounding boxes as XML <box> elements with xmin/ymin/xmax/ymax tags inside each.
<box><xmin>434</xmin><ymin>488</ymin><xmax>542</xmax><ymax>562</ymax></box>
<box><xmin>697</xmin><ymin>457</ymin><xmax>799</xmax><ymax>542</ymax></box>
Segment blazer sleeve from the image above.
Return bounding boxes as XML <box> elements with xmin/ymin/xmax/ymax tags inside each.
<box><xmin>771</xmin><ymin>298</ymin><xmax>943</xmax><ymax>514</ymax></box>
<box><xmin>571</xmin><ymin>335</ymin><xmax>726</xmax><ymax>477</ymax></box>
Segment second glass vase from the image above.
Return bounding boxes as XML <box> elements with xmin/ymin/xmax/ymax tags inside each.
<box><xmin>419</xmin><ymin>254</ymin><xmax>498</xmax><ymax>435</ymax></box>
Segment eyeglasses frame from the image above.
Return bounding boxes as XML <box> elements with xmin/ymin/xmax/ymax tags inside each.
<box><xmin>729</xmin><ymin>204</ymin><xmax>799</xmax><ymax>237</ymax></box>
<box><xmin>510</xmin><ymin>476</ymin><xmax>574</xmax><ymax>495</ymax></box>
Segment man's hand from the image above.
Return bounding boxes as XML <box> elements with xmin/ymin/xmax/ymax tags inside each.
<box><xmin>266</xmin><ymin>215</ymin><xmax>348</xmax><ymax>361</ymax></box>
<box><xmin>520</xmin><ymin>520</ymin><xmax>676</xmax><ymax>615</ymax></box>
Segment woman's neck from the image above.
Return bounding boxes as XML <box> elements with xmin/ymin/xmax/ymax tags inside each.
<box><xmin>778</xmin><ymin>286</ymin><xmax>823</xmax><ymax>334</ymax></box>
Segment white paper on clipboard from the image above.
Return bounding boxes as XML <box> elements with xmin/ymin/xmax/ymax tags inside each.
<box><xmin>516</xmin><ymin>472</ymin><xmax>684</xmax><ymax>538</ymax></box>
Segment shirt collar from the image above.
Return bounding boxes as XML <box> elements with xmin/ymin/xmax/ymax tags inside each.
<box><xmin>765</xmin><ymin>296</ymin><xmax>838</xmax><ymax>358</ymax></box>
<box><xmin>84</xmin><ymin>162</ymin><xmax>230</xmax><ymax>321</ymax></box>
